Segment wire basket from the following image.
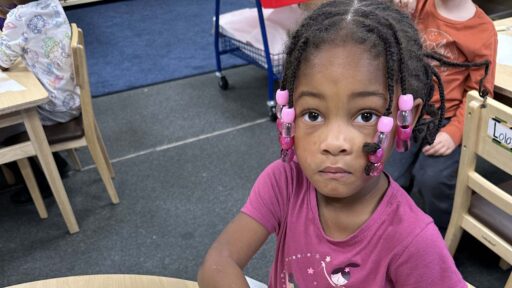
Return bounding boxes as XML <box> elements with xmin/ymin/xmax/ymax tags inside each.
<box><xmin>218</xmin><ymin>31</ymin><xmax>285</xmax><ymax>78</ymax></box>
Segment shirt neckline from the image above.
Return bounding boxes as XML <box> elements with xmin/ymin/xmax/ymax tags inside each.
<box><xmin>309</xmin><ymin>173</ymin><xmax>396</xmax><ymax>245</ymax></box>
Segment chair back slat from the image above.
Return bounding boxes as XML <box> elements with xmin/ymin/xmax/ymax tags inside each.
<box><xmin>468</xmin><ymin>171</ymin><xmax>512</xmax><ymax>215</ymax></box>
<box><xmin>70</xmin><ymin>23</ymin><xmax>94</xmax><ymax>134</ymax></box>
<box><xmin>472</xmin><ymin>92</ymin><xmax>512</xmax><ymax>176</ymax></box>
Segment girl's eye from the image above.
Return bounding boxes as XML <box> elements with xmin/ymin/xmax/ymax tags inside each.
<box><xmin>355</xmin><ymin>111</ymin><xmax>378</xmax><ymax>124</ymax></box>
<box><xmin>303</xmin><ymin>111</ymin><xmax>323</xmax><ymax>122</ymax></box>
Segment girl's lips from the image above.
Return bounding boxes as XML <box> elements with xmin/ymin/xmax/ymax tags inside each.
<box><xmin>319</xmin><ymin>166</ymin><xmax>351</xmax><ymax>179</ymax></box>
<box><xmin>320</xmin><ymin>166</ymin><xmax>350</xmax><ymax>173</ymax></box>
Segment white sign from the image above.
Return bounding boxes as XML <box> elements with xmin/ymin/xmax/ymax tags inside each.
<box><xmin>487</xmin><ymin>117</ymin><xmax>512</xmax><ymax>150</ymax></box>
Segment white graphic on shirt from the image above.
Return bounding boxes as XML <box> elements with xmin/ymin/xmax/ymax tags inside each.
<box><xmin>282</xmin><ymin>252</ymin><xmax>360</xmax><ymax>287</ymax></box>
<box><xmin>321</xmin><ymin>261</ymin><xmax>360</xmax><ymax>287</ymax></box>
<box><xmin>420</xmin><ymin>28</ymin><xmax>461</xmax><ymax>75</ymax></box>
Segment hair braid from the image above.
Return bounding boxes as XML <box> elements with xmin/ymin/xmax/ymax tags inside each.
<box><xmin>425</xmin><ymin>52</ymin><xmax>490</xmax><ymax>97</ymax></box>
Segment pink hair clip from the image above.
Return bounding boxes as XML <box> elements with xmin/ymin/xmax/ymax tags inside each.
<box><xmin>366</xmin><ymin>116</ymin><xmax>393</xmax><ymax>176</ymax></box>
<box><xmin>275</xmin><ymin>89</ymin><xmax>289</xmax><ymax>133</ymax></box>
<box><xmin>396</xmin><ymin>94</ymin><xmax>413</xmax><ymax>152</ymax></box>
<box><xmin>279</xmin><ymin>106</ymin><xmax>295</xmax><ymax>163</ymax></box>
<box><xmin>275</xmin><ymin>89</ymin><xmax>289</xmax><ymax>119</ymax></box>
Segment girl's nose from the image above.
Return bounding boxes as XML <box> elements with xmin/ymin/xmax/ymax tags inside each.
<box><xmin>320</xmin><ymin>123</ymin><xmax>352</xmax><ymax>156</ymax></box>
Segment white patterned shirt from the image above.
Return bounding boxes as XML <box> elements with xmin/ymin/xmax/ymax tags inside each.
<box><xmin>0</xmin><ymin>0</ymin><xmax>80</xmax><ymax>125</ymax></box>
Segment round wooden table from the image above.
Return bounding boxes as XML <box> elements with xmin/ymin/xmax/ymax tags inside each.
<box><xmin>6</xmin><ymin>274</ymin><xmax>199</xmax><ymax>288</ymax></box>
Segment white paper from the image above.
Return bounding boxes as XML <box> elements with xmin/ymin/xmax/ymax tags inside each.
<box><xmin>497</xmin><ymin>34</ymin><xmax>512</xmax><ymax>66</ymax></box>
<box><xmin>487</xmin><ymin>117</ymin><xmax>512</xmax><ymax>150</ymax></box>
<box><xmin>245</xmin><ymin>276</ymin><xmax>268</xmax><ymax>288</ymax></box>
<box><xmin>0</xmin><ymin>79</ymin><xmax>27</xmax><ymax>93</ymax></box>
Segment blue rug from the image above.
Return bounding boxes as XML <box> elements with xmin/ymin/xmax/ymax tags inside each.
<box><xmin>65</xmin><ymin>0</ymin><xmax>250</xmax><ymax>97</ymax></box>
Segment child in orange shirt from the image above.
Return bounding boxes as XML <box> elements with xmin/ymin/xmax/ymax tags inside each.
<box><xmin>387</xmin><ymin>0</ymin><xmax>497</xmax><ymax>232</ymax></box>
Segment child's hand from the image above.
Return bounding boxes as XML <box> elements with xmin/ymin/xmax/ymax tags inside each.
<box><xmin>422</xmin><ymin>132</ymin><xmax>456</xmax><ymax>156</ymax></box>
<box><xmin>393</xmin><ymin>0</ymin><xmax>416</xmax><ymax>14</ymax></box>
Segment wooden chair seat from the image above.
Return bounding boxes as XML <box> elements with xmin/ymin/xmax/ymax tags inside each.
<box><xmin>3</xmin><ymin>117</ymin><xmax>84</xmax><ymax>146</ymax></box>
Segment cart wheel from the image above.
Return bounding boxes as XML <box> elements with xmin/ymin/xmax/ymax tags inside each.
<box><xmin>269</xmin><ymin>105</ymin><xmax>277</xmax><ymax>122</ymax></box>
<box><xmin>218</xmin><ymin>76</ymin><xmax>229</xmax><ymax>90</ymax></box>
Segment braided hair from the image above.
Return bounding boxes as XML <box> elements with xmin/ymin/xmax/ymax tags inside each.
<box><xmin>280</xmin><ymin>0</ymin><xmax>487</xmax><ymax>149</ymax></box>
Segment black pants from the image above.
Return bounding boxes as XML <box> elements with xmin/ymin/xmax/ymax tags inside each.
<box><xmin>385</xmin><ymin>120</ymin><xmax>460</xmax><ymax>232</ymax></box>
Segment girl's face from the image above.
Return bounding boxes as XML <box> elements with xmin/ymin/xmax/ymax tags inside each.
<box><xmin>294</xmin><ymin>43</ymin><xmax>395</xmax><ymax>200</ymax></box>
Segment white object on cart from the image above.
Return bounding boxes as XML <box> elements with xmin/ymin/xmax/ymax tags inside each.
<box><xmin>218</xmin><ymin>5</ymin><xmax>305</xmax><ymax>59</ymax></box>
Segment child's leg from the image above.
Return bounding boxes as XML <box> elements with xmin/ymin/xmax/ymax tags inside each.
<box><xmin>385</xmin><ymin>140</ymin><xmax>422</xmax><ymax>190</ymax></box>
<box><xmin>409</xmin><ymin>146</ymin><xmax>462</xmax><ymax>233</ymax></box>
<box><xmin>0</xmin><ymin>124</ymin><xmax>26</xmax><ymax>145</ymax></box>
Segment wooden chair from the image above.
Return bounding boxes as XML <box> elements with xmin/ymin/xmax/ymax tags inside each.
<box><xmin>445</xmin><ymin>91</ymin><xmax>512</xmax><ymax>288</ymax></box>
<box><xmin>7</xmin><ymin>23</ymin><xmax>119</xmax><ymax>216</ymax></box>
<box><xmin>62</xmin><ymin>23</ymin><xmax>118</xmax><ymax>206</ymax></box>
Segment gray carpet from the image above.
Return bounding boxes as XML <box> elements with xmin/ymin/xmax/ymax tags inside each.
<box><xmin>0</xmin><ymin>66</ymin><xmax>509</xmax><ymax>287</ymax></box>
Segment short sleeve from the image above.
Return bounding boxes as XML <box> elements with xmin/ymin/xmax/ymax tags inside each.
<box><xmin>241</xmin><ymin>160</ymin><xmax>294</xmax><ymax>235</ymax></box>
<box><xmin>389</xmin><ymin>223</ymin><xmax>467</xmax><ymax>288</ymax></box>
<box><xmin>0</xmin><ymin>16</ymin><xmax>25</xmax><ymax>68</ymax></box>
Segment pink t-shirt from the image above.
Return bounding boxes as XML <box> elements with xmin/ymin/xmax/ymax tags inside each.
<box><xmin>242</xmin><ymin>160</ymin><xmax>466</xmax><ymax>288</ymax></box>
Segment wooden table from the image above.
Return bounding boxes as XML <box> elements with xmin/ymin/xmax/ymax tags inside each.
<box><xmin>494</xmin><ymin>17</ymin><xmax>512</xmax><ymax>99</ymax></box>
<box><xmin>5</xmin><ymin>274</ymin><xmax>199</xmax><ymax>288</ymax></box>
<box><xmin>0</xmin><ymin>62</ymin><xmax>79</xmax><ymax>234</ymax></box>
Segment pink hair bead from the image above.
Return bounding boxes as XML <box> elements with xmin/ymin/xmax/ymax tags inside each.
<box><xmin>395</xmin><ymin>126</ymin><xmax>413</xmax><ymax>152</ymax></box>
<box><xmin>276</xmin><ymin>118</ymin><xmax>283</xmax><ymax>132</ymax></box>
<box><xmin>282</xmin><ymin>107</ymin><xmax>295</xmax><ymax>123</ymax></box>
<box><xmin>369</xmin><ymin>162</ymin><xmax>384</xmax><ymax>176</ymax></box>
<box><xmin>398</xmin><ymin>94</ymin><xmax>414</xmax><ymax>111</ymax></box>
<box><xmin>281</xmin><ymin>122</ymin><xmax>295</xmax><ymax>137</ymax></box>
<box><xmin>276</xmin><ymin>89</ymin><xmax>289</xmax><ymax>106</ymax></box>
<box><xmin>280</xmin><ymin>136</ymin><xmax>294</xmax><ymax>150</ymax></box>
<box><xmin>397</xmin><ymin>126</ymin><xmax>412</xmax><ymax>141</ymax></box>
<box><xmin>368</xmin><ymin>148</ymin><xmax>384</xmax><ymax>163</ymax></box>
<box><xmin>281</xmin><ymin>148</ymin><xmax>295</xmax><ymax>163</ymax></box>
<box><xmin>377</xmin><ymin>116</ymin><xmax>393</xmax><ymax>133</ymax></box>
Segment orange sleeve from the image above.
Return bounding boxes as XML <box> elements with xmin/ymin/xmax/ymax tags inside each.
<box><xmin>440</xmin><ymin>32</ymin><xmax>498</xmax><ymax>146</ymax></box>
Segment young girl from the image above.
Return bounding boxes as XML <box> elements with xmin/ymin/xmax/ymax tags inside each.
<box><xmin>198</xmin><ymin>0</ymin><xmax>467</xmax><ymax>287</ymax></box>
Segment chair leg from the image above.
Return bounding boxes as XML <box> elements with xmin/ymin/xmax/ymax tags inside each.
<box><xmin>17</xmin><ymin>158</ymin><xmax>48</xmax><ymax>219</ymax></box>
<box><xmin>506</xmin><ymin>273</ymin><xmax>512</xmax><ymax>288</ymax></box>
<box><xmin>444</xmin><ymin>219</ymin><xmax>464</xmax><ymax>255</ymax></box>
<box><xmin>66</xmin><ymin>149</ymin><xmax>82</xmax><ymax>171</ymax></box>
<box><xmin>94</xmin><ymin>121</ymin><xmax>115</xmax><ymax>178</ymax></box>
<box><xmin>23</xmin><ymin>108</ymin><xmax>79</xmax><ymax>234</ymax></box>
<box><xmin>1</xmin><ymin>165</ymin><xmax>16</xmax><ymax>185</ymax></box>
<box><xmin>86</xmin><ymin>131</ymin><xmax>119</xmax><ymax>204</ymax></box>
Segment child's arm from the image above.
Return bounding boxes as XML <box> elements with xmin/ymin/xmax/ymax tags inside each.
<box><xmin>426</xmin><ymin>25</ymin><xmax>498</xmax><ymax>154</ymax></box>
<box><xmin>0</xmin><ymin>13</ymin><xmax>24</xmax><ymax>70</ymax></box>
<box><xmin>197</xmin><ymin>213</ymin><xmax>270</xmax><ymax>288</ymax></box>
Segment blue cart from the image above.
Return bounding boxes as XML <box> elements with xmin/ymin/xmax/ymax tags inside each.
<box><xmin>214</xmin><ymin>0</ymin><xmax>285</xmax><ymax>121</ymax></box>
